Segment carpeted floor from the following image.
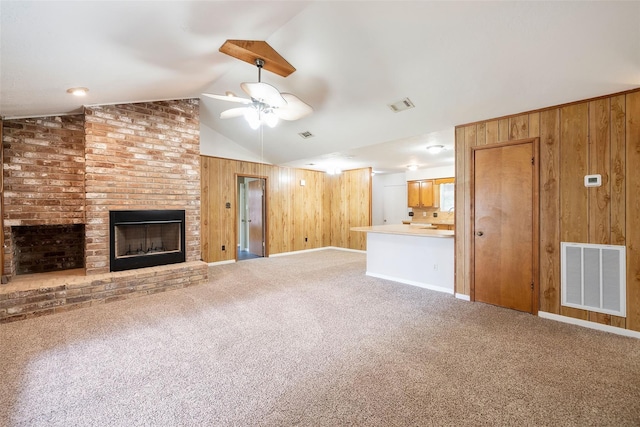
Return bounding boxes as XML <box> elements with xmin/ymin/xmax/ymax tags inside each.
<box><xmin>1</xmin><ymin>249</ymin><xmax>639</xmax><ymax>426</ymax></box>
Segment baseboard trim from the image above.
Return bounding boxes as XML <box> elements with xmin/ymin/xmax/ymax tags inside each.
<box><xmin>270</xmin><ymin>246</ymin><xmax>366</xmax><ymax>257</ymax></box>
<box><xmin>538</xmin><ymin>311</ymin><xmax>640</xmax><ymax>339</ymax></box>
<box><xmin>455</xmin><ymin>293</ymin><xmax>471</xmax><ymax>301</ymax></box>
<box><xmin>366</xmin><ymin>272</ymin><xmax>454</xmax><ymax>295</ymax></box>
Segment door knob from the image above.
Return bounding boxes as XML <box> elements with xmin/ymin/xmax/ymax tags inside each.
<box><xmin>476</xmin><ymin>231</ymin><xmax>484</xmax><ymax>236</ymax></box>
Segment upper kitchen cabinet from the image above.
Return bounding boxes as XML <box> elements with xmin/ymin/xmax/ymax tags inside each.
<box><xmin>408</xmin><ymin>180</ymin><xmax>435</xmax><ymax>208</ymax></box>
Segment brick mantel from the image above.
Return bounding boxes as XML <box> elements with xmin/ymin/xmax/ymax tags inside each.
<box><xmin>84</xmin><ymin>100</ymin><xmax>201</xmax><ymax>274</ymax></box>
<box><xmin>3</xmin><ymin>99</ymin><xmax>202</xmax><ymax>277</ymax></box>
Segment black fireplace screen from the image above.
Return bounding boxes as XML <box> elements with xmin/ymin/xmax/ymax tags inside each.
<box><xmin>109</xmin><ymin>210</ymin><xmax>186</xmax><ymax>272</ymax></box>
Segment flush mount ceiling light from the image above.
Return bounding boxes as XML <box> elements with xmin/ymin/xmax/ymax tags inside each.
<box><xmin>407</xmin><ymin>164</ymin><xmax>418</xmax><ymax>171</ymax></box>
<box><xmin>426</xmin><ymin>144</ymin><xmax>445</xmax><ymax>154</ymax></box>
<box><xmin>66</xmin><ymin>87</ymin><xmax>89</xmax><ymax>97</ymax></box>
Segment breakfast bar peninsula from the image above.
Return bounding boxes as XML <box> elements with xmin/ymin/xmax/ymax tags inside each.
<box><xmin>351</xmin><ymin>224</ymin><xmax>454</xmax><ymax>295</ymax></box>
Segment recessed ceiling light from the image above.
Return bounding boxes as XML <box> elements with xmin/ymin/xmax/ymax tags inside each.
<box><xmin>67</xmin><ymin>87</ymin><xmax>89</xmax><ymax>97</ymax></box>
<box><xmin>426</xmin><ymin>144</ymin><xmax>444</xmax><ymax>154</ymax></box>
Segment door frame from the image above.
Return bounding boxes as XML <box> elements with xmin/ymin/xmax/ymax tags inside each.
<box><xmin>235</xmin><ymin>174</ymin><xmax>269</xmax><ymax>260</ymax></box>
<box><xmin>469</xmin><ymin>138</ymin><xmax>540</xmax><ymax>314</ymax></box>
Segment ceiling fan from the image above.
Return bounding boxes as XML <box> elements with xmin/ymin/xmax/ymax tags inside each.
<box><xmin>202</xmin><ymin>58</ymin><xmax>313</xmax><ymax>129</ymax></box>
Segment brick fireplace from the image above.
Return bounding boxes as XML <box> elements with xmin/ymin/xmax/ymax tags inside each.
<box><xmin>1</xmin><ymin>99</ymin><xmax>208</xmax><ymax>322</ymax></box>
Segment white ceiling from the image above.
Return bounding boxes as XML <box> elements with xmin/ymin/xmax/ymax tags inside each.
<box><xmin>2</xmin><ymin>1</ymin><xmax>639</xmax><ymax>174</ymax></box>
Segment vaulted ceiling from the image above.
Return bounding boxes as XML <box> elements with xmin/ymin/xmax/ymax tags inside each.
<box><xmin>1</xmin><ymin>1</ymin><xmax>639</xmax><ymax>173</ymax></box>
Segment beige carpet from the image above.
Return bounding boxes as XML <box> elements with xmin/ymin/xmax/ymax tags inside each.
<box><xmin>1</xmin><ymin>249</ymin><xmax>638</xmax><ymax>426</ymax></box>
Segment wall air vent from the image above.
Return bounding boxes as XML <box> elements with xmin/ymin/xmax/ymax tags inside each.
<box><xmin>561</xmin><ymin>242</ymin><xmax>626</xmax><ymax>317</ymax></box>
<box><xmin>298</xmin><ymin>131</ymin><xmax>314</xmax><ymax>139</ymax></box>
<box><xmin>388</xmin><ymin>98</ymin><xmax>415</xmax><ymax>113</ymax></box>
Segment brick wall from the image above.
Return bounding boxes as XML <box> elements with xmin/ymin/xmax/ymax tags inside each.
<box><xmin>13</xmin><ymin>224</ymin><xmax>84</xmax><ymax>274</ymax></box>
<box><xmin>2</xmin><ymin>115</ymin><xmax>86</xmax><ymax>275</ymax></box>
<box><xmin>83</xmin><ymin>99</ymin><xmax>201</xmax><ymax>274</ymax></box>
<box><xmin>2</xmin><ymin>98</ymin><xmax>202</xmax><ymax>277</ymax></box>
<box><xmin>0</xmin><ymin>99</ymin><xmax>207</xmax><ymax>321</ymax></box>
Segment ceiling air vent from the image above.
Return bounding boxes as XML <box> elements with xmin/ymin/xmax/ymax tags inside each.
<box><xmin>388</xmin><ymin>97</ymin><xmax>415</xmax><ymax>113</ymax></box>
<box><xmin>298</xmin><ymin>131</ymin><xmax>314</xmax><ymax>139</ymax></box>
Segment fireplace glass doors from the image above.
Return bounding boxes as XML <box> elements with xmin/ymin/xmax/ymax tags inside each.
<box><xmin>109</xmin><ymin>210</ymin><xmax>186</xmax><ymax>272</ymax></box>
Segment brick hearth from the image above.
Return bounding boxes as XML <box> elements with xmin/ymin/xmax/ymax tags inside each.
<box><xmin>1</xmin><ymin>99</ymin><xmax>208</xmax><ymax>322</ymax></box>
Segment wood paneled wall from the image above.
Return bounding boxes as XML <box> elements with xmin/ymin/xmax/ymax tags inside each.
<box><xmin>0</xmin><ymin>120</ymin><xmax>3</xmax><ymax>279</ymax></box>
<box><xmin>200</xmin><ymin>156</ymin><xmax>370</xmax><ymax>263</ymax></box>
<box><xmin>455</xmin><ymin>89</ymin><xmax>640</xmax><ymax>331</ymax></box>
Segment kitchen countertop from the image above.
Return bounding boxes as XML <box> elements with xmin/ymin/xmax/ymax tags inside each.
<box><xmin>351</xmin><ymin>224</ymin><xmax>454</xmax><ymax>237</ymax></box>
<box><xmin>408</xmin><ymin>220</ymin><xmax>454</xmax><ymax>225</ymax></box>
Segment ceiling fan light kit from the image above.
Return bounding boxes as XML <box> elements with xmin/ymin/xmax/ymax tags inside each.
<box><xmin>203</xmin><ymin>40</ymin><xmax>313</xmax><ymax>129</ymax></box>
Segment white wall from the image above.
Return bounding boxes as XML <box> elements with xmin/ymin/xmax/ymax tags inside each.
<box><xmin>200</xmin><ymin>123</ymin><xmax>269</xmax><ymax>163</ymax></box>
<box><xmin>405</xmin><ymin>165</ymin><xmax>455</xmax><ymax>181</ymax></box>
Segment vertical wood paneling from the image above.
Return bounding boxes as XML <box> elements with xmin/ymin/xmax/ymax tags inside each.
<box><xmin>199</xmin><ymin>157</ymin><xmax>368</xmax><ymax>263</ymax></box>
<box><xmin>462</xmin><ymin>125</ymin><xmax>476</xmax><ymax>296</ymax></box>
<box><xmin>626</xmin><ymin>91</ymin><xmax>640</xmax><ymax>331</ymax></box>
<box><xmin>539</xmin><ymin>109</ymin><xmax>561</xmax><ymax>314</ymax></box>
<box><xmin>529</xmin><ymin>112</ymin><xmax>540</xmax><ymax>138</ymax></box>
<box><xmin>294</xmin><ymin>169</ymin><xmax>306</xmax><ymax>251</ymax></box>
<box><xmin>476</xmin><ymin>123</ymin><xmax>486</xmax><ymax>146</ymax></box>
<box><xmin>454</xmin><ymin>126</ymin><xmax>467</xmax><ymax>295</ymax></box>
<box><xmin>0</xmin><ymin>121</ymin><xmax>3</xmax><ymax>278</ymax></box>
<box><xmin>485</xmin><ymin>120</ymin><xmax>499</xmax><ymax>145</ymax></box>
<box><xmin>456</xmin><ymin>89</ymin><xmax>639</xmax><ymax>331</ymax></box>
<box><xmin>559</xmin><ymin>103</ymin><xmax>589</xmax><ymax>242</ymax></box>
<box><xmin>588</xmin><ymin>98</ymin><xmax>611</xmax><ymax>245</ymax></box>
<box><xmin>349</xmin><ymin>168</ymin><xmax>371</xmax><ymax>250</ymax></box>
<box><xmin>509</xmin><ymin>114</ymin><xmax>529</xmax><ymax>140</ymax></box>
<box><xmin>322</xmin><ymin>174</ymin><xmax>332</xmax><ymax>247</ymax></box>
<box><xmin>559</xmin><ymin>103</ymin><xmax>589</xmax><ymax>320</ymax></box>
<box><xmin>610</xmin><ymin>95</ymin><xmax>626</xmax><ymax>246</ymax></box>
<box><xmin>200</xmin><ymin>157</ymin><xmax>210</xmax><ymax>261</ymax></box>
<box><xmin>498</xmin><ymin>119</ymin><xmax>509</xmax><ymax>142</ymax></box>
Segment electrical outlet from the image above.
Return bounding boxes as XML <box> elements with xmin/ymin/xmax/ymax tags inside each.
<box><xmin>422</xmin><ymin>212</ymin><xmax>427</xmax><ymax>217</ymax></box>
<box><xmin>221</xmin><ymin>245</ymin><xmax>225</xmax><ymax>251</ymax></box>
<box><xmin>433</xmin><ymin>264</ymin><xmax>438</xmax><ymax>270</ymax></box>
<box><xmin>433</xmin><ymin>212</ymin><xmax>438</xmax><ymax>217</ymax></box>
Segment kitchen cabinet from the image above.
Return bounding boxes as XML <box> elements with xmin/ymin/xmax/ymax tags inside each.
<box><xmin>407</xmin><ymin>180</ymin><xmax>435</xmax><ymax>208</ymax></box>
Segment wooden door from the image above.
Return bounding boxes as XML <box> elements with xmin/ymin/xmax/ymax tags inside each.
<box><xmin>472</xmin><ymin>139</ymin><xmax>539</xmax><ymax>313</ymax></box>
<box><xmin>248</xmin><ymin>179</ymin><xmax>264</xmax><ymax>256</ymax></box>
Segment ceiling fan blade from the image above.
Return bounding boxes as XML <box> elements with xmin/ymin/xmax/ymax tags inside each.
<box><xmin>220</xmin><ymin>107</ymin><xmax>249</xmax><ymax>119</ymax></box>
<box><xmin>240</xmin><ymin>82</ymin><xmax>287</xmax><ymax>107</ymax></box>
<box><xmin>202</xmin><ymin>93</ymin><xmax>252</xmax><ymax>104</ymax></box>
<box><xmin>273</xmin><ymin>93</ymin><xmax>313</xmax><ymax>121</ymax></box>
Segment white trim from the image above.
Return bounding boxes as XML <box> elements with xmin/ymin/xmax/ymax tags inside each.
<box><xmin>455</xmin><ymin>293</ymin><xmax>471</xmax><ymax>301</ymax></box>
<box><xmin>366</xmin><ymin>272</ymin><xmax>454</xmax><ymax>295</ymax></box>
<box><xmin>208</xmin><ymin>260</ymin><xmax>236</xmax><ymax>266</ymax></box>
<box><xmin>538</xmin><ymin>311</ymin><xmax>640</xmax><ymax>340</ymax></box>
<box><xmin>269</xmin><ymin>246</ymin><xmax>366</xmax><ymax>257</ymax></box>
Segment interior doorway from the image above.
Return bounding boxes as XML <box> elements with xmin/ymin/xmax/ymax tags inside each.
<box><xmin>471</xmin><ymin>138</ymin><xmax>539</xmax><ymax>314</ymax></box>
<box><xmin>237</xmin><ymin>176</ymin><xmax>266</xmax><ymax>260</ymax></box>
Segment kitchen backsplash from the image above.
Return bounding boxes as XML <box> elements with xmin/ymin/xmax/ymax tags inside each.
<box><xmin>410</xmin><ymin>207</ymin><xmax>454</xmax><ymax>224</ymax></box>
